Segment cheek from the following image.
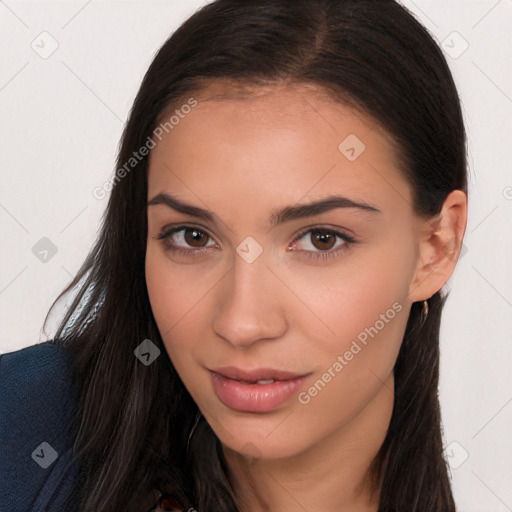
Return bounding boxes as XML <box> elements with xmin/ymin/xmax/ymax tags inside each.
<box><xmin>282</xmin><ymin>239</ymin><xmax>414</xmax><ymax>419</ymax></box>
<box><xmin>146</xmin><ymin>245</ymin><xmax>210</xmax><ymax>333</ymax></box>
<box><xmin>284</xmin><ymin>261</ymin><xmax>412</xmax><ymax>449</ymax></box>
<box><xmin>145</xmin><ymin>245</ymin><xmax>222</xmax><ymax>371</ymax></box>
<box><xmin>145</xmin><ymin>248</ymin><xmax>178</xmax><ymax>333</ymax></box>
<box><xmin>285</xmin><ymin>239</ymin><xmax>414</xmax><ymax>352</ymax></box>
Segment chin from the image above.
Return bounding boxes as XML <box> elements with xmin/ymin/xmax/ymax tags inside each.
<box><xmin>209</xmin><ymin>414</ymin><xmax>311</xmax><ymax>461</ymax></box>
<box><xmin>226</xmin><ymin>437</ymin><xmax>304</xmax><ymax>462</ymax></box>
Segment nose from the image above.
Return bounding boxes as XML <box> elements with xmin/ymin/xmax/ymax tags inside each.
<box><xmin>212</xmin><ymin>256</ymin><xmax>289</xmax><ymax>350</ymax></box>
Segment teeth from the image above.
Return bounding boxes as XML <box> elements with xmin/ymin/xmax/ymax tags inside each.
<box><xmin>256</xmin><ymin>379</ymin><xmax>275</xmax><ymax>385</ymax></box>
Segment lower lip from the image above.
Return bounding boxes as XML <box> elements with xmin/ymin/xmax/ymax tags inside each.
<box><xmin>210</xmin><ymin>372</ymin><xmax>307</xmax><ymax>413</ymax></box>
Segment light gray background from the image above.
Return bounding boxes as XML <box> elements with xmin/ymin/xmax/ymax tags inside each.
<box><xmin>1</xmin><ymin>1</ymin><xmax>511</xmax><ymax>510</ymax></box>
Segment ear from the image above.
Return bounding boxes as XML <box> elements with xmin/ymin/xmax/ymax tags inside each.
<box><xmin>408</xmin><ymin>189</ymin><xmax>468</xmax><ymax>302</ymax></box>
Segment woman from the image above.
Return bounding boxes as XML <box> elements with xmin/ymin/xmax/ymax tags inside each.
<box><xmin>0</xmin><ymin>0</ymin><xmax>468</xmax><ymax>510</ymax></box>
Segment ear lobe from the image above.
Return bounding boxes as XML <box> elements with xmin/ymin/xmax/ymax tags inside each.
<box><xmin>408</xmin><ymin>189</ymin><xmax>468</xmax><ymax>302</ymax></box>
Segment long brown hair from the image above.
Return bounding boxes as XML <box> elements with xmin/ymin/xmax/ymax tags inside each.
<box><xmin>45</xmin><ymin>1</ymin><xmax>467</xmax><ymax>510</ymax></box>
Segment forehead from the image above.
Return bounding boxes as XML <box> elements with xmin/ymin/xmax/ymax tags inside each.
<box><xmin>147</xmin><ymin>81</ymin><xmax>412</xmax><ymax>218</ymax></box>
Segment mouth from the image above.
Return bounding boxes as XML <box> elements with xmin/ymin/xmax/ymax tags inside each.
<box><xmin>209</xmin><ymin>366</ymin><xmax>310</xmax><ymax>413</ymax></box>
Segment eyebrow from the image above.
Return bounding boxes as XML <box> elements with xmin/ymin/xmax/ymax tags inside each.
<box><xmin>148</xmin><ymin>192</ymin><xmax>381</xmax><ymax>229</ymax></box>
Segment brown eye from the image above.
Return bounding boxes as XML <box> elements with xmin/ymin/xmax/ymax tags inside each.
<box><xmin>183</xmin><ymin>228</ymin><xmax>209</xmax><ymax>247</ymax></box>
<box><xmin>157</xmin><ymin>226</ymin><xmax>217</xmax><ymax>254</ymax></box>
<box><xmin>289</xmin><ymin>227</ymin><xmax>356</xmax><ymax>261</ymax></box>
<box><xmin>309</xmin><ymin>230</ymin><xmax>337</xmax><ymax>251</ymax></box>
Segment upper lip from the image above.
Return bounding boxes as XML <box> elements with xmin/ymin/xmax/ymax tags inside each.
<box><xmin>210</xmin><ymin>366</ymin><xmax>308</xmax><ymax>382</ymax></box>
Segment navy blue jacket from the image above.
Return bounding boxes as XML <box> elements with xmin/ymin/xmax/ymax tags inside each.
<box><xmin>0</xmin><ymin>341</ymin><xmax>81</xmax><ymax>511</ymax></box>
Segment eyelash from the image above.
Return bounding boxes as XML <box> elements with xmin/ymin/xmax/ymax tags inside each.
<box><xmin>156</xmin><ymin>224</ymin><xmax>358</xmax><ymax>261</ymax></box>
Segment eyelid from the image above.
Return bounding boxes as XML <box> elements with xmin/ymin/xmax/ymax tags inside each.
<box><xmin>156</xmin><ymin>223</ymin><xmax>358</xmax><ymax>259</ymax></box>
<box><xmin>290</xmin><ymin>225</ymin><xmax>357</xmax><ymax>246</ymax></box>
<box><xmin>156</xmin><ymin>224</ymin><xmax>218</xmax><ymax>246</ymax></box>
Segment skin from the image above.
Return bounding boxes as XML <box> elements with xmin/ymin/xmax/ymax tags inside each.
<box><xmin>145</xmin><ymin>81</ymin><xmax>467</xmax><ymax>512</ymax></box>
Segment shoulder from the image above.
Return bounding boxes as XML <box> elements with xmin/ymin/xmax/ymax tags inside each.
<box><xmin>0</xmin><ymin>341</ymin><xmax>81</xmax><ymax>511</ymax></box>
<box><xmin>0</xmin><ymin>340</ymin><xmax>75</xmax><ymax>385</ymax></box>
<box><xmin>0</xmin><ymin>341</ymin><xmax>77</xmax><ymax>432</ymax></box>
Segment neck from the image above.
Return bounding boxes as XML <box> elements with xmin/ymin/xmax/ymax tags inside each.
<box><xmin>222</xmin><ymin>374</ymin><xmax>394</xmax><ymax>512</ymax></box>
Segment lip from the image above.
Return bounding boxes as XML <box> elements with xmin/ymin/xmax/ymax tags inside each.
<box><xmin>209</xmin><ymin>366</ymin><xmax>310</xmax><ymax>413</ymax></box>
<box><xmin>211</xmin><ymin>365</ymin><xmax>306</xmax><ymax>382</ymax></box>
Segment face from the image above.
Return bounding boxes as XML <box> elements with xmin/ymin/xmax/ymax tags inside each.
<box><xmin>145</xmin><ymin>81</ymin><xmax>424</xmax><ymax>461</ymax></box>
